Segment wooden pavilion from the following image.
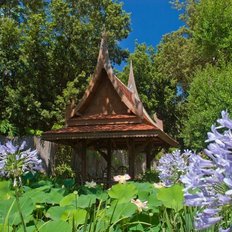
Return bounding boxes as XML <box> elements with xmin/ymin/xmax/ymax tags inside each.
<box><xmin>42</xmin><ymin>36</ymin><xmax>178</xmax><ymax>183</ymax></box>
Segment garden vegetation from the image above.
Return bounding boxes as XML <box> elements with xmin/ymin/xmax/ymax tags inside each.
<box><xmin>1</xmin><ymin>0</ymin><xmax>232</xmax><ymax>231</ymax></box>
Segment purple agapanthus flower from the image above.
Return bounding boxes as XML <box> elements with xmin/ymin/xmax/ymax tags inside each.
<box><xmin>181</xmin><ymin>111</ymin><xmax>232</xmax><ymax>230</ymax></box>
<box><xmin>0</xmin><ymin>141</ymin><xmax>42</xmax><ymax>186</ymax></box>
<box><xmin>158</xmin><ymin>111</ymin><xmax>232</xmax><ymax>230</ymax></box>
<box><xmin>219</xmin><ymin>226</ymin><xmax>232</xmax><ymax>232</ymax></box>
<box><xmin>195</xmin><ymin>208</ymin><xmax>221</xmax><ymax>230</ymax></box>
<box><xmin>157</xmin><ymin>150</ymin><xmax>193</xmax><ymax>186</ymax></box>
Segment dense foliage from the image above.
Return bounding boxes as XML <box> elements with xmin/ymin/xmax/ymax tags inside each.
<box><xmin>0</xmin><ymin>141</ymin><xmax>188</xmax><ymax>231</ymax></box>
<box><xmin>1</xmin><ymin>0</ymin><xmax>232</xmax><ymax>148</ymax></box>
<box><xmin>182</xmin><ymin>64</ymin><xmax>232</xmax><ymax>149</ymax></box>
<box><xmin>118</xmin><ymin>0</ymin><xmax>232</xmax><ymax>142</ymax></box>
<box><xmin>2</xmin><ymin>0</ymin><xmax>232</xmax><ymax>230</ymax></box>
<box><xmin>164</xmin><ymin>0</ymin><xmax>232</xmax><ymax>147</ymax></box>
<box><xmin>0</xmin><ymin>177</ymin><xmax>189</xmax><ymax>232</ymax></box>
<box><xmin>0</xmin><ymin>0</ymin><xmax>130</xmax><ymax>135</ymax></box>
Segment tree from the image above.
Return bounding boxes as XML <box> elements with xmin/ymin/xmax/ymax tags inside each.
<box><xmin>154</xmin><ymin>27</ymin><xmax>200</xmax><ymax>92</ymax></box>
<box><xmin>0</xmin><ymin>17</ymin><xmax>22</xmax><ymax>135</ymax></box>
<box><xmin>0</xmin><ymin>0</ymin><xmax>131</xmax><ymax>135</ymax></box>
<box><xmin>153</xmin><ymin>0</ymin><xmax>232</xmax><ymax>144</ymax></box>
<box><xmin>172</xmin><ymin>0</ymin><xmax>232</xmax><ymax>64</ymax></box>
<box><xmin>192</xmin><ymin>0</ymin><xmax>232</xmax><ymax>63</ymax></box>
<box><xmin>181</xmin><ymin>64</ymin><xmax>232</xmax><ymax>150</ymax></box>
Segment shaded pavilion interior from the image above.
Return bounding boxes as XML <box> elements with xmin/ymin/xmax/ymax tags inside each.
<box><xmin>42</xmin><ymin>36</ymin><xmax>178</xmax><ymax>183</ymax></box>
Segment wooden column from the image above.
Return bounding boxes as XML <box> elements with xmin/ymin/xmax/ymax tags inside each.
<box><xmin>107</xmin><ymin>141</ymin><xmax>112</xmax><ymax>183</ymax></box>
<box><xmin>48</xmin><ymin>142</ymin><xmax>58</xmax><ymax>176</ymax></box>
<box><xmin>71</xmin><ymin>143</ymin><xmax>82</xmax><ymax>183</ymax></box>
<box><xmin>146</xmin><ymin>147</ymin><xmax>161</xmax><ymax>171</ymax></box>
<box><xmin>72</xmin><ymin>140</ymin><xmax>87</xmax><ymax>184</ymax></box>
<box><xmin>145</xmin><ymin>146</ymin><xmax>152</xmax><ymax>170</ymax></box>
<box><xmin>128</xmin><ymin>138</ymin><xmax>135</xmax><ymax>179</ymax></box>
<box><xmin>80</xmin><ymin>140</ymin><xmax>87</xmax><ymax>182</ymax></box>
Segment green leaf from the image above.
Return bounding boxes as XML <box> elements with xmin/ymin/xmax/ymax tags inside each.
<box><xmin>0</xmin><ymin>181</ymin><xmax>13</xmax><ymax>200</ymax></box>
<box><xmin>108</xmin><ymin>183</ymin><xmax>138</xmax><ymax>203</ymax></box>
<box><xmin>44</xmin><ymin>188</ymin><xmax>65</xmax><ymax>204</ymax></box>
<box><xmin>17</xmin><ymin>220</ymin><xmax>45</xmax><ymax>232</ymax></box>
<box><xmin>0</xmin><ymin>223</ymin><xmax>13</xmax><ymax>232</ymax></box>
<box><xmin>106</xmin><ymin>202</ymin><xmax>137</xmax><ymax>224</ymax></box>
<box><xmin>147</xmin><ymin>194</ymin><xmax>162</xmax><ymax>210</ymax></box>
<box><xmin>64</xmin><ymin>208</ymin><xmax>87</xmax><ymax>226</ymax></box>
<box><xmin>0</xmin><ymin>199</ymin><xmax>15</xmax><ymax>224</ymax></box>
<box><xmin>132</xmin><ymin>182</ymin><xmax>154</xmax><ymax>201</ymax></box>
<box><xmin>60</xmin><ymin>193</ymin><xmax>77</xmax><ymax>207</ymax></box>
<box><xmin>129</xmin><ymin>223</ymin><xmax>144</xmax><ymax>231</ymax></box>
<box><xmin>46</xmin><ymin>206</ymin><xmax>67</xmax><ymax>221</ymax></box>
<box><xmin>156</xmin><ymin>184</ymin><xmax>184</xmax><ymax>212</ymax></box>
<box><xmin>96</xmin><ymin>192</ymin><xmax>108</xmax><ymax>201</ymax></box>
<box><xmin>23</xmin><ymin>185</ymin><xmax>51</xmax><ymax>204</ymax></box>
<box><xmin>75</xmin><ymin>194</ymin><xmax>96</xmax><ymax>208</ymax></box>
<box><xmin>39</xmin><ymin>220</ymin><xmax>71</xmax><ymax>232</ymax></box>
<box><xmin>147</xmin><ymin>225</ymin><xmax>161</xmax><ymax>232</ymax></box>
<box><xmin>6</xmin><ymin>196</ymin><xmax>34</xmax><ymax>225</ymax></box>
<box><xmin>24</xmin><ymin>187</ymin><xmax>65</xmax><ymax>205</ymax></box>
<box><xmin>16</xmin><ymin>196</ymin><xmax>34</xmax><ymax>224</ymax></box>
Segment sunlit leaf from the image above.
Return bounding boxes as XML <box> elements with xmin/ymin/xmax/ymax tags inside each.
<box><xmin>156</xmin><ymin>184</ymin><xmax>184</xmax><ymax>212</ymax></box>
<box><xmin>108</xmin><ymin>183</ymin><xmax>138</xmax><ymax>203</ymax></box>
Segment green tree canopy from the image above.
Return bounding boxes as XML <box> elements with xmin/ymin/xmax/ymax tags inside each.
<box><xmin>172</xmin><ymin>0</ymin><xmax>232</xmax><ymax>64</ymax></box>
<box><xmin>192</xmin><ymin>0</ymin><xmax>232</xmax><ymax>63</ymax></box>
<box><xmin>0</xmin><ymin>0</ymin><xmax>130</xmax><ymax>135</ymax></box>
<box><xmin>181</xmin><ymin>64</ymin><xmax>232</xmax><ymax>150</ymax></box>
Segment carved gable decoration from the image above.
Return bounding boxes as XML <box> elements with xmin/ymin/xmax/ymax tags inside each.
<box><xmin>76</xmin><ymin>69</ymin><xmax>129</xmax><ymax>115</ymax></box>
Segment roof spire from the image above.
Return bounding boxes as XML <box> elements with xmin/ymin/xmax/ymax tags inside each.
<box><xmin>97</xmin><ymin>31</ymin><xmax>112</xmax><ymax>70</ymax></box>
<box><xmin>128</xmin><ymin>60</ymin><xmax>140</xmax><ymax>100</ymax></box>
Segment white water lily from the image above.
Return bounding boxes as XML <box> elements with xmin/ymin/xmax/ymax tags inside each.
<box><xmin>113</xmin><ymin>174</ymin><xmax>131</xmax><ymax>184</ymax></box>
<box><xmin>131</xmin><ymin>198</ymin><xmax>148</xmax><ymax>212</ymax></box>
<box><xmin>153</xmin><ymin>182</ymin><xmax>165</xmax><ymax>189</ymax></box>
<box><xmin>85</xmin><ymin>180</ymin><xmax>97</xmax><ymax>188</ymax></box>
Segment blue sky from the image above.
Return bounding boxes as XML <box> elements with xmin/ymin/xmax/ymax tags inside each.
<box><xmin>117</xmin><ymin>0</ymin><xmax>183</xmax><ymax>69</ymax></box>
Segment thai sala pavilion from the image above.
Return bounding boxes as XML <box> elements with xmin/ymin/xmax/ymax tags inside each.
<box><xmin>42</xmin><ymin>35</ymin><xmax>178</xmax><ymax>183</ymax></box>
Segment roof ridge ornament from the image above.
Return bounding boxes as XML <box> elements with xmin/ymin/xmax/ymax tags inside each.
<box><xmin>97</xmin><ymin>32</ymin><xmax>112</xmax><ymax>71</ymax></box>
<box><xmin>127</xmin><ymin>60</ymin><xmax>164</xmax><ymax>130</ymax></box>
<box><xmin>128</xmin><ymin>60</ymin><xmax>140</xmax><ymax>100</ymax></box>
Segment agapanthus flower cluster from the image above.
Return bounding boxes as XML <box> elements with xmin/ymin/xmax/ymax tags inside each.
<box><xmin>157</xmin><ymin>150</ymin><xmax>193</xmax><ymax>186</ymax></box>
<box><xmin>181</xmin><ymin>111</ymin><xmax>232</xmax><ymax>230</ymax></box>
<box><xmin>0</xmin><ymin>141</ymin><xmax>42</xmax><ymax>186</ymax></box>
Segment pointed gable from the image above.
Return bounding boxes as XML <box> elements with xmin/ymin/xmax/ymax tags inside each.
<box><xmin>70</xmin><ymin>35</ymin><xmax>143</xmax><ymax>120</ymax></box>
<box><xmin>79</xmin><ymin>69</ymin><xmax>129</xmax><ymax>115</ymax></box>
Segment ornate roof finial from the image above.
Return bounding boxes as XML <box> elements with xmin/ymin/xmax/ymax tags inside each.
<box><xmin>128</xmin><ymin>60</ymin><xmax>140</xmax><ymax>100</ymax></box>
<box><xmin>97</xmin><ymin>30</ymin><xmax>112</xmax><ymax>71</ymax></box>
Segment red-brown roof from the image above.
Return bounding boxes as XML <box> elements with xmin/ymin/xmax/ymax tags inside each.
<box><xmin>44</xmin><ymin>123</ymin><xmax>156</xmax><ymax>134</ymax></box>
<box><xmin>42</xmin><ymin>36</ymin><xmax>178</xmax><ymax>147</ymax></box>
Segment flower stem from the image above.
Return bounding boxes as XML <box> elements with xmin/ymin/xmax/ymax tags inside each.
<box><xmin>15</xmin><ymin>188</ymin><xmax>27</xmax><ymax>232</ymax></box>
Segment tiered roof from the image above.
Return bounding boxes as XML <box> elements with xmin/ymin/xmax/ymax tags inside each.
<box><xmin>42</xmin><ymin>36</ymin><xmax>178</xmax><ymax>148</ymax></box>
